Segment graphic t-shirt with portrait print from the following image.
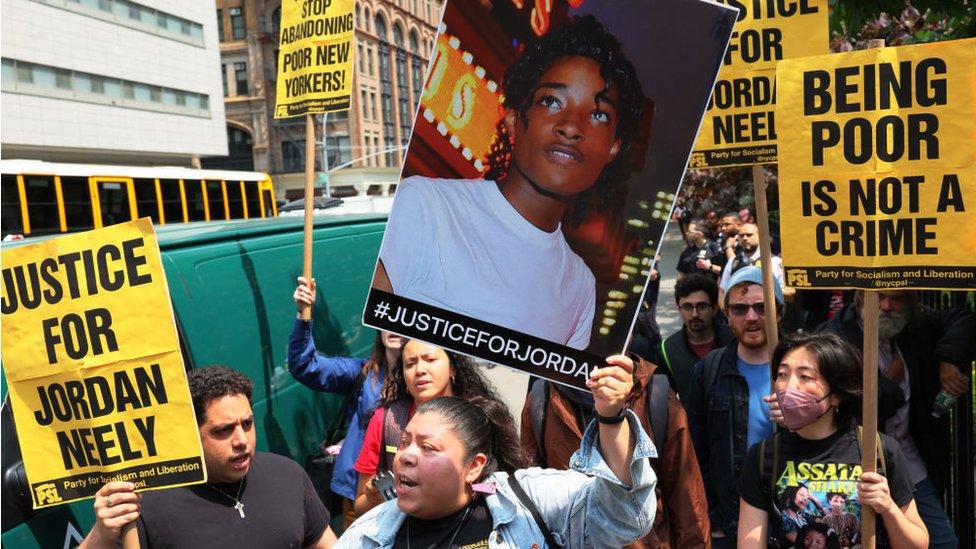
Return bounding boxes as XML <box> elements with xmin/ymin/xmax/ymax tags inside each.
<box><xmin>739</xmin><ymin>427</ymin><xmax>914</xmax><ymax>548</ymax></box>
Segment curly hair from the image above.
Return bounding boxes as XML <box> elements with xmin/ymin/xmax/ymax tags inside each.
<box><xmin>484</xmin><ymin>15</ymin><xmax>645</xmax><ymax>224</ymax></box>
<box><xmin>188</xmin><ymin>366</ymin><xmax>253</xmax><ymax>425</ymax></box>
<box><xmin>417</xmin><ymin>396</ymin><xmax>532</xmax><ymax>480</ymax></box>
<box><xmin>379</xmin><ymin>341</ymin><xmax>498</xmax><ymax>408</ymax></box>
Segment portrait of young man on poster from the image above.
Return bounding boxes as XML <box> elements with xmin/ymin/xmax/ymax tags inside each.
<box><xmin>371</xmin><ymin>14</ymin><xmax>645</xmax><ymax>349</ymax></box>
<box><xmin>364</xmin><ymin>0</ymin><xmax>735</xmax><ymax>381</ymax></box>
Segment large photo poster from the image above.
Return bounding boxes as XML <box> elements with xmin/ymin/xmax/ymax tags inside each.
<box><xmin>364</xmin><ymin>0</ymin><xmax>737</xmax><ymax>389</ymax></box>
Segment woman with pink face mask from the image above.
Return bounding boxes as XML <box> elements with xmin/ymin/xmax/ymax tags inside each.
<box><xmin>737</xmin><ymin>332</ymin><xmax>928</xmax><ymax>549</ymax></box>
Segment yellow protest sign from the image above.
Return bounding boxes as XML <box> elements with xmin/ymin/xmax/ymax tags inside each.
<box><xmin>690</xmin><ymin>0</ymin><xmax>828</xmax><ymax>168</ymax></box>
<box><xmin>274</xmin><ymin>0</ymin><xmax>355</xmax><ymax>118</ymax></box>
<box><xmin>777</xmin><ymin>38</ymin><xmax>976</xmax><ymax>289</ymax></box>
<box><xmin>1</xmin><ymin>219</ymin><xmax>205</xmax><ymax>509</ymax></box>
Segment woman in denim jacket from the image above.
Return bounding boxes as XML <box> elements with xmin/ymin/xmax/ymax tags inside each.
<box><xmin>336</xmin><ymin>355</ymin><xmax>657</xmax><ymax>548</ymax></box>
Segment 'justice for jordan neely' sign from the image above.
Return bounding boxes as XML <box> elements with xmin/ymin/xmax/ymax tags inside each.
<box><xmin>1</xmin><ymin>219</ymin><xmax>205</xmax><ymax>509</ymax></box>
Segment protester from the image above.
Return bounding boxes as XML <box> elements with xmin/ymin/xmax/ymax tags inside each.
<box><xmin>352</xmin><ymin>339</ymin><xmax>503</xmax><ymax>519</ymax></box>
<box><xmin>738</xmin><ymin>207</ymin><xmax>755</xmax><ymax>224</ymax></box>
<box><xmin>819</xmin><ymin>290</ymin><xmax>974</xmax><ymax>548</ymax></box>
<box><xmin>738</xmin><ymin>332</ymin><xmax>928</xmax><ymax>549</ymax></box>
<box><xmin>655</xmin><ymin>273</ymin><xmax>733</xmax><ymax>400</ymax></box>
<box><xmin>290</xmin><ymin>276</ymin><xmax>403</xmax><ymax>528</ymax></box>
<box><xmin>684</xmin><ymin>266</ymin><xmax>784</xmax><ymax>547</ymax></box>
<box><xmin>337</xmin><ymin>355</ymin><xmax>658</xmax><ymax>548</ymax></box>
<box><xmin>676</xmin><ymin>219</ymin><xmax>724</xmax><ymax>282</ymax></box>
<box><xmin>372</xmin><ymin>15</ymin><xmax>646</xmax><ymax>349</ymax></box>
<box><xmin>520</xmin><ymin>356</ymin><xmax>710</xmax><ymax>547</ymax></box>
<box><xmin>715</xmin><ymin>212</ymin><xmax>741</xmax><ymax>262</ymax></box>
<box><xmin>80</xmin><ymin>366</ymin><xmax>338</xmax><ymax>549</ymax></box>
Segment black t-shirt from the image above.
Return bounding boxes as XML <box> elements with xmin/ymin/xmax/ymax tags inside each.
<box><xmin>137</xmin><ymin>452</ymin><xmax>330</xmax><ymax>548</ymax></box>
<box><xmin>393</xmin><ymin>496</ymin><xmax>493</xmax><ymax>549</ymax></box>
<box><xmin>739</xmin><ymin>427</ymin><xmax>913</xmax><ymax>549</ymax></box>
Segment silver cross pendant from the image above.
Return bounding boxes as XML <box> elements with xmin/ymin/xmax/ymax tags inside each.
<box><xmin>234</xmin><ymin>501</ymin><xmax>245</xmax><ymax>519</ymax></box>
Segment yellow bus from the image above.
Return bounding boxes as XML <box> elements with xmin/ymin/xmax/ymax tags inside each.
<box><xmin>0</xmin><ymin>160</ymin><xmax>278</xmax><ymax>238</ymax></box>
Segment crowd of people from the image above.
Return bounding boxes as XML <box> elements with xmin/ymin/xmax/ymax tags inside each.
<box><xmin>77</xmin><ymin>256</ymin><xmax>973</xmax><ymax>548</ymax></box>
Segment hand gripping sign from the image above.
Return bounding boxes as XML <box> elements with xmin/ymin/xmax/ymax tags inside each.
<box><xmin>1</xmin><ymin>219</ymin><xmax>204</xmax><ymax>509</ymax></box>
<box><xmin>777</xmin><ymin>38</ymin><xmax>976</xmax><ymax>289</ymax></box>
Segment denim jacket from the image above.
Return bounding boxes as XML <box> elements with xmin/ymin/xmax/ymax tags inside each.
<box><xmin>335</xmin><ymin>411</ymin><xmax>658</xmax><ymax>548</ymax></box>
<box><xmin>684</xmin><ymin>340</ymin><xmax>751</xmax><ymax>537</ymax></box>
<box><xmin>287</xmin><ymin>318</ymin><xmax>384</xmax><ymax>500</ymax></box>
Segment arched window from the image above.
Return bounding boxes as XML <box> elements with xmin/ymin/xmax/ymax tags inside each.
<box><xmin>355</xmin><ymin>3</ymin><xmax>362</xmax><ymax>28</ymax></box>
<box><xmin>393</xmin><ymin>25</ymin><xmax>411</xmax><ymax>148</ymax></box>
<box><xmin>409</xmin><ymin>31</ymin><xmax>423</xmax><ymax>105</ymax></box>
<box><xmin>376</xmin><ymin>16</ymin><xmax>396</xmax><ymax>166</ymax></box>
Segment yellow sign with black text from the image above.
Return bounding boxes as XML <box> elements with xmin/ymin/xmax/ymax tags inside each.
<box><xmin>274</xmin><ymin>0</ymin><xmax>355</xmax><ymax>118</ymax></box>
<box><xmin>1</xmin><ymin>219</ymin><xmax>205</xmax><ymax>508</ymax></box>
<box><xmin>690</xmin><ymin>0</ymin><xmax>828</xmax><ymax>168</ymax></box>
<box><xmin>777</xmin><ymin>39</ymin><xmax>976</xmax><ymax>289</ymax></box>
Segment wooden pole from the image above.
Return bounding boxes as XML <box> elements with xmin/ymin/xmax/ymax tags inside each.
<box><xmin>751</xmin><ymin>164</ymin><xmax>778</xmax><ymax>357</ymax></box>
<box><xmin>301</xmin><ymin>113</ymin><xmax>315</xmax><ymax>321</ymax></box>
<box><xmin>860</xmin><ymin>291</ymin><xmax>880</xmax><ymax>548</ymax></box>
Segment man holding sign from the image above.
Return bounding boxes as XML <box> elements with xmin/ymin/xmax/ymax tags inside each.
<box><xmin>80</xmin><ymin>366</ymin><xmax>338</xmax><ymax>549</ymax></box>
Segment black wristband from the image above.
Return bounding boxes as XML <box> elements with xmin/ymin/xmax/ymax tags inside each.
<box><xmin>595</xmin><ymin>408</ymin><xmax>626</xmax><ymax>424</ymax></box>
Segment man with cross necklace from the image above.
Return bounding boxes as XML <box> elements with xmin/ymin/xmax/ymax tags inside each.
<box><xmin>80</xmin><ymin>366</ymin><xmax>338</xmax><ymax>548</ymax></box>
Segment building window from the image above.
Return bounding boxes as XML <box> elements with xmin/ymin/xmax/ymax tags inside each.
<box><xmin>221</xmin><ymin>64</ymin><xmax>228</xmax><ymax>96</ymax></box>
<box><xmin>216</xmin><ymin>9</ymin><xmax>224</xmax><ymax>42</ymax></box>
<box><xmin>281</xmin><ymin>140</ymin><xmax>305</xmax><ymax>172</ymax></box>
<box><xmin>358</xmin><ymin>42</ymin><xmax>366</xmax><ymax>74</ymax></box>
<box><xmin>326</xmin><ymin>135</ymin><xmax>351</xmax><ymax>168</ymax></box>
<box><xmin>361</xmin><ymin>90</ymin><xmax>369</xmax><ymax>120</ymax></box>
<box><xmin>234</xmin><ymin>62</ymin><xmax>248</xmax><ymax>96</ymax></box>
<box><xmin>2</xmin><ymin>58</ymin><xmax>209</xmax><ymax>116</ymax></box>
<box><xmin>230</xmin><ymin>6</ymin><xmax>245</xmax><ymax>40</ymax></box>
<box><xmin>371</xmin><ymin>92</ymin><xmax>377</xmax><ymax>120</ymax></box>
<box><xmin>367</xmin><ymin>46</ymin><xmax>374</xmax><ymax>75</ymax></box>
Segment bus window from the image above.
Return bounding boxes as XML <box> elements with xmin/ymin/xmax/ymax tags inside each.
<box><xmin>260</xmin><ymin>187</ymin><xmax>275</xmax><ymax>217</ymax></box>
<box><xmin>97</xmin><ymin>180</ymin><xmax>134</xmax><ymax>227</ymax></box>
<box><xmin>227</xmin><ymin>181</ymin><xmax>245</xmax><ymax>219</ymax></box>
<box><xmin>1</xmin><ymin>174</ymin><xmax>24</xmax><ymax>236</ymax></box>
<box><xmin>61</xmin><ymin>176</ymin><xmax>95</xmax><ymax>232</ymax></box>
<box><xmin>184</xmin><ymin>179</ymin><xmax>206</xmax><ymax>222</ymax></box>
<box><xmin>244</xmin><ymin>181</ymin><xmax>261</xmax><ymax>218</ymax></box>
<box><xmin>205</xmin><ymin>181</ymin><xmax>226</xmax><ymax>220</ymax></box>
<box><xmin>23</xmin><ymin>176</ymin><xmax>60</xmax><ymax>236</ymax></box>
<box><xmin>134</xmin><ymin>178</ymin><xmax>161</xmax><ymax>224</ymax></box>
<box><xmin>159</xmin><ymin>179</ymin><xmax>184</xmax><ymax>223</ymax></box>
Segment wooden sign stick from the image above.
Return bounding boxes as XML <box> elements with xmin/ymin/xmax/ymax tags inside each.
<box><xmin>752</xmin><ymin>164</ymin><xmax>779</xmax><ymax>357</ymax></box>
<box><xmin>301</xmin><ymin>113</ymin><xmax>316</xmax><ymax>321</ymax></box>
<box><xmin>860</xmin><ymin>290</ymin><xmax>880</xmax><ymax>549</ymax></box>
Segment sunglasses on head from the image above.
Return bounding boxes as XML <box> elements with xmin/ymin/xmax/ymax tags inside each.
<box><xmin>727</xmin><ymin>302</ymin><xmax>766</xmax><ymax>317</ymax></box>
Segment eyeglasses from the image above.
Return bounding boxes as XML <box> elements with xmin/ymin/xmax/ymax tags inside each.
<box><xmin>679</xmin><ymin>302</ymin><xmax>713</xmax><ymax>313</ymax></box>
<box><xmin>727</xmin><ymin>302</ymin><xmax>766</xmax><ymax>317</ymax></box>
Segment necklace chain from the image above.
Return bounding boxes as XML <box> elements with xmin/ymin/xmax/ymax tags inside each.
<box><xmin>207</xmin><ymin>478</ymin><xmax>246</xmax><ymax>519</ymax></box>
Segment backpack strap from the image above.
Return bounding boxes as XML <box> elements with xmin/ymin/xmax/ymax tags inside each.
<box><xmin>855</xmin><ymin>426</ymin><xmax>887</xmax><ymax>476</ymax></box>
<box><xmin>507</xmin><ymin>474</ymin><xmax>561</xmax><ymax>548</ymax></box>
<box><xmin>702</xmin><ymin>349</ymin><xmax>724</xmax><ymax>401</ymax></box>
<box><xmin>646</xmin><ymin>373</ymin><xmax>669</xmax><ymax>451</ymax></box>
<box><xmin>380</xmin><ymin>399</ymin><xmax>411</xmax><ymax>472</ymax></box>
<box><xmin>759</xmin><ymin>432</ymin><xmax>782</xmax><ymax>506</ymax></box>
<box><xmin>529</xmin><ymin>379</ymin><xmax>549</xmax><ymax>466</ymax></box>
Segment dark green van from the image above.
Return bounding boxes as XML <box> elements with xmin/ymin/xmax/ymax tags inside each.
<box><xmin>1</xmin><ymin>214</ymin><xmax>386</xmax><ymax>547</ymax></box>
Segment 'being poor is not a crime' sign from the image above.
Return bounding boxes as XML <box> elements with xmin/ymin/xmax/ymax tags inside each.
<box><xmin>777</xmin><ymin>38</ymin><xmax>976</xmax><ymax>289</ymax></box>
<box><xmin>1</xmin><ymin>219</ymin><xmax>204</xmax><ymax>509</ymax></box>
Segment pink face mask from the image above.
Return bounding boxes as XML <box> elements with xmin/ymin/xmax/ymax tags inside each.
<box><xmin>776</xmin><ymin>388</ymin><xmax>831</xmax><ymax>431</ymax></box>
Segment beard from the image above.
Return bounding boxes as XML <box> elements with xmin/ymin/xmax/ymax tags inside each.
<box><xmin>878</xmin><ymin>310</ymin><xmax>910</xmax><ymax>340</ymax></box>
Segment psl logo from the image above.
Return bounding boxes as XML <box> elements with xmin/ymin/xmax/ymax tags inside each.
<box><xmin>689</xmin><ymin>152</ymin><xmax>707</xmax><ymax>168</ymax></box>
<box><xmin>35</xmin><ymin>482</ymin><xmax>62</xmax><ymax>505</ymax></box>
<box><xmin>786</xmin><ymin>269</ymin><xmax>811</xmax><ymax>287</ymax></box>
<box><xmin>275</xmin><ymin>105</ymin><xmax>290</xmax><ymax>117</ymax></box>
